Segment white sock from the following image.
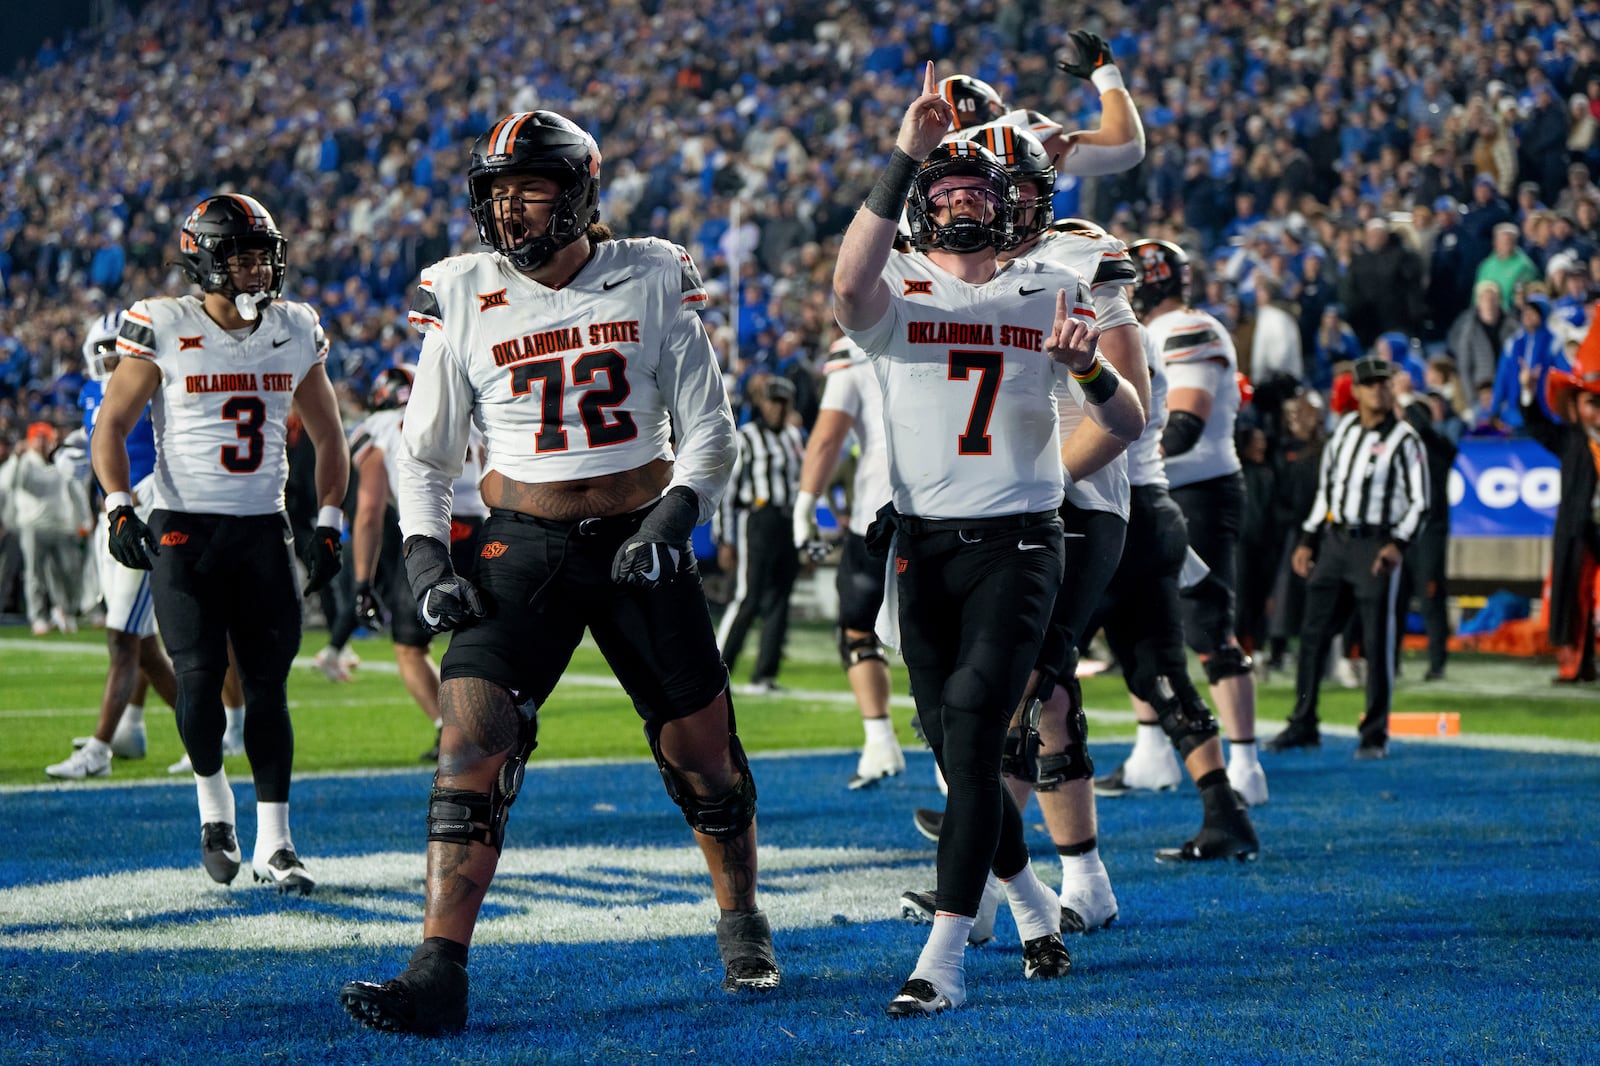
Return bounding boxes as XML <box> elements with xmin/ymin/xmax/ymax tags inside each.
<box><xmin>1002</xmin><ymin>862</ymin><xmax>1060</xmax><ymax>941</ymax></box>
<box><xmin>432</xmin><ymin>718</ymin><xmax>443</xmax><ymax>730</ymax></box>
<box><xmin>253</xmin><ymin>801</ymin><xmax>292</xmax><ymax>863</ymax></box>
<box><xmin>82</xmin><ymin>737</ymin><xmax>111</xmax><ymax>759</ymax></box>
<box><xmin>194</xmin><ymin>770</ymin><xmax>236</xmax><ymax>826</ymax></box>
<box><xmin>1132</xmin><ymin>722</ymin><xmax>1166</xmax><ymax>759</ymax></box>
<box><xmin>909</xmin><ymin>913</ymin><xmax>970</xmax><ymax>1007</ymax></box>
<box><xmin>1229</xmin><ymin>740</ymin><xmax>1260</xmax><ymax>772</ymax></box>
<box><xmin>1061</xmin><ymin>847</ymin><xmax>1103</xmax><ymax>886</ymax></box>
<box><xmin>224</xmin><ymin>705</ymin><xmax>245</xmax><ymax>739</ymax></box>
<box><xmin>970</xmin><ymin>873</ymin><xmax>1003</xmax><ymax>943</ymax></box>
<box><xmin>863</xmin><ymin>716</ymin><xmax>895</xmax><ymax>745</ymax></box>
<box><xmin>122</xmin><ymin>704</ymin><xmax>145</xmax><ymax>726</ymax></box>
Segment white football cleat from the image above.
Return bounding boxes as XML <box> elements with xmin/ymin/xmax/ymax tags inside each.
<box><xmin>1094</xmin><ymin>743</ymin><xmax>1183</xmax><ymax>797</ymax></box>
<box><xmin>253</xmin><ymin>848</ymin><xmax>315</xmax><ymax>894</ymax></box>
<box><xmin>109</xmin><ymin>718</ymin><xmax>148</xmax><ymax>760</ymax></box>
<box><xmin>47</xmin><ymin>746</ymin><xmax>111</xmax><ymax>780</ymax></box>
<box><xmin>848</xmin><ymin>736</ymin><xmax>906</xmax><ymax>789</ymax></box>
<box><xmin>313</xmin><ymin>645</ymin><xmax>352</xmax><ymax>683</ymax></box>
<box><xmin>338</xmin><ymin>646</ymin><xmax>361</xmax><ymax>675</ymax></box>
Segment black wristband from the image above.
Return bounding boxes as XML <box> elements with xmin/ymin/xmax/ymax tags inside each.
<box><xmin>402</xmin><ymin>534</ymin><xmax>454</xmax><ymax>602</ymax></box>
<box><xmin>1071</xmin><ymin>358</ymin><xmax>1121</xmax><ymax>405</ymax></box>
<box><xmin>864</xmin><ymin>148</ymin><xmax>921</xmax><ymax>221</ymax></box>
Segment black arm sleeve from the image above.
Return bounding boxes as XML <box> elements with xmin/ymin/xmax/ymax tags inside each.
<box><xmin>1161</xmin><ymin>410</ymin><xmax>1206</xmax><ymax>457</ymax></box>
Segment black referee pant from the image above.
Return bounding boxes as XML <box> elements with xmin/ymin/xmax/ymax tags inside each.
<box><xmin>716</xmin><ymin>505</ymin><xmax>801</xmax><ymax>683</ymax></box>
<box><xmin>1289</xmin><ymin>527</ymin><xmax>1403</xmax><ymax>746</ymax></box>
<box><xmin>1400</xmin><ymin>519</ymin><xmax>1449</xmax><ymax>676</ymax></box>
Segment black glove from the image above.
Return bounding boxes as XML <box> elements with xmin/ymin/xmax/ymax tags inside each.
<box><xmin>611</xmin><ymin>486</ymin><xmax>699</xmax><ymax>589</ymax></box>
<box><xmin>301</xmin><ymin>525</ymin><xmax>343</xmax><ymax>594</ymax></box>
<box><xmin>405</xmin><ymin>534</ymin><xmax>486</xmax><ymax>634</ymax></box>
<box><xmin>1057</xmin><ymin>29</ymin><xmax>1113</xmax><ymax>80</ymax></box>
<box><xmin>107</xmin><ymin>505</ymin><xmax>159</xmax><ymax>570</ymax></box>
<box><xmin>354</xmin><ymin>580</ymin><xmax>387</xmax><ymax>630</ymax></box>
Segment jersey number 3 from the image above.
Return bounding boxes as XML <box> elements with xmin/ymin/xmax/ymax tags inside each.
<box><xmin>509</xmin><ymin>349</ymin><xmax>637</xmax><ymax>452</ymax></box>
<box><xmin>949</xmin><ymin>349</ymin><xmax>1002</xmax><ymax>455</ymax></box>
<box><xmin>220</xmin><ymin>396</ymin><xmax>266</xmax><ymax>473</ymax></box>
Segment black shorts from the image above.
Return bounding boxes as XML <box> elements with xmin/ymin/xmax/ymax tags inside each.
<box><xmin>448</xmin><ymin>514</ymin><xmax>485</xmax><ymax>579</ymax></box>
<box><xmin>1172</xmin><ymin>471</ymin><xmax>1244</xmax><ymax>648</ymax></box>
<box><xmin>835</xmin><ymin>531</ymin><xmax>887</xmax><ymax>632</ymax></box>
<box><xmin>147</xmin><ymin>510</ymin><xmax>302</xmax><ymax>684</ymax></box>
<box><xmin>440</xmin><ymin>506</ymin><xmax>727</xmax><ymax>725</ymax></box>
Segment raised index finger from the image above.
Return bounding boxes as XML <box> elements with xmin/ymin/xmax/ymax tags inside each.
<box><xmin>1054</xmin><ymin>287</ymin><xmax>1068</xmax><ymax>327</ymax></box>
<box><xmin>924</xmin><ymin>60</ymin><xmax>936</xmax><ymax>97</ymax></box>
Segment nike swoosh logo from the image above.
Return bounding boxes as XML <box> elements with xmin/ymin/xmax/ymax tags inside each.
<box><xmin>420</xmin><ymin>597</ymin><xmax>442</xmax><ymax>627</ymax></box>
<box><xmin>603</xmin><ymin>276</ymin><xmax>633</xmax><ymax>290</ymax></box>
<box><xmin>1018</xmin><ymin>540</ymin><xmax>1048</xmax><ymax>551</ymax></box>
<box><xmin>640</xmin><ymin>554</ymin><xmax>661</xmax><ymax>583</ymax></box>
<box><xmin>1019</xmin><ymin>286</ymin><xmax>1046</xmax><ymax>296</ymax></box>
<box><xmin>272</xmin><ymin>337</ymin><xmax>291</xmax><ymax>347</ymax></box>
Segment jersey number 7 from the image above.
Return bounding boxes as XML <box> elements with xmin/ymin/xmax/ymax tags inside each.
<box><xmin>950</xmin><ymin>349</ymin><xmax>1002</xmax><ymax>456</ymax></box>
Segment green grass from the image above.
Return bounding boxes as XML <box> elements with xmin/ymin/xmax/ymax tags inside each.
<box><xmin>2</xmin><ymin>623</ymin><xmax>1595</xmax><ymax>786</ymax></box>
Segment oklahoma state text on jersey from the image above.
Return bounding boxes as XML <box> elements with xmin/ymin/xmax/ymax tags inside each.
<box><xmin>396</xmin><ymin>238</ymin><xmax>736</xmax><ymax>544</ymax></box>
<box><xmin>116</xmin><ymin>295</ymin><xmax>328</xmax><ymax>515</ymax></box>
<box><xmin>839</xmin><ymin>251</ymin><xmax>1096</xmax><ymax>519</ymax></box>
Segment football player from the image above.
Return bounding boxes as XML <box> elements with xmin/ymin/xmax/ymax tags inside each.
<box><xmin>792</xmin><ymin>334</ymin><xmax>908</xmax><ymax>789</ymax></box>
<box><xmin>91</xmin><ymin>193</ymin><xmax>349</xmax><ymax>893</ymax></box>
<box><xmin>938</xmin><ymin>29</ymin><xmax>1145</xmax><ymax>178</ymax></box>
<box><xmin>1130</xmin><ymin>239</ymin><xmax>1268</xmax><ymax>805</ymax></box>
<box><xmin>900</xmin><ymin>126</ymin><xmax>1145</xmax><ymax>937</ymax></box>
<box><xmin>340</xmin><ymin>109</ymin><xmax>773</xmax><ymax>1037</ymax></box>
<box><xmin>45</xmin><ymin>312</ymin><xmax>180</xmax><ymax>780</ymax></box>
<box><xmin>346</xmin><ymin>364</ymin><xmax>488</xmax><ymax>762</ymax></box>
<box><xmin>834</xmin><ymin>63</ymin><xmax>1142</xmax><ymax>1017</ymax></box>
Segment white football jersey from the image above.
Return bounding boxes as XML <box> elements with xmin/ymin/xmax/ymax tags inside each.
<box><xmin>353</xmin><ymin>407</ymin><xmax>488</xmax><ymax>518</ymax></box>
<box><xmin>1148</xmin><ymin>306</ymin><xmax>1242</xmax><ymax>487</ymax></box>
<box><xmin>1126</xmin><ymin>324</ymin><xmax>1170</xmax><ymax>489</ymax></box>
<box><xmin>117</xmin><ymin>295</ymin><xmax>328</xmax><ymax>515</ymax></box>
<box><xmin>817</xmin><ymin>339</ymin><xmax>892</xmax><ymax>520</ymax></box>
<box><xmin>397</xmin><ymin>238</ymin><xmax>735</xmax><ymax>543</ymax></box>
<box><xmin>839</xmin><ymin>251</ymin><xmax>1095</xmax><ymax>519</ymax></box>
<box><xmin>1016</xmin><ymin>225</ymin><xmax>1141</xmax><ymax>518</ymax></box>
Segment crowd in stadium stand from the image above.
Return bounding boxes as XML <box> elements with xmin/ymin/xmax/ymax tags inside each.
<box><xmin>1</xmin><ymin>0</ymin><xmax>1597</xmax><ymax>625</ymax></box>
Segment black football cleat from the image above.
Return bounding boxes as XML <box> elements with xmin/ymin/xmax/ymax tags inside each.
<box><xmin>716</xmin><ymin>909</ymin><xmax>780</xmax><ymax>993</ymax></box>
<box><xmin>200</xmin><ymin>822</ymin><xmax>241</xmax><ymax>884</ymax></box>
<box><xmin>1263</xmin><ymin>723</ymin><xmax>1321</xmax><ymax>752</ymax></box>
<box><xmin>1156</xmin><ymin>788</ymin><xmax>1260</xmax><ymax>863</ymax></box>
<box><xmin>912</xmin><ymin>807</ymin><xmax>943</xmax><ymax>842</ymax></box>
<box><xmin>1022</xmin><ymin>934</ymin><xmax>1073</xmax><ymax>979</ymax></box>
<box><xmin>252</xmin><ymin>848</ymin><xmax>315</xmax><ymax>894</ymax></box>
<box><xmin>340</xmin><ymin>947</ymin><xmax>469</xmax><ymax>1035</ymax></box>
<box><xmin>885</xmin><ymin>978</ymin><xmax>956</xmax><ymax>1018</ymax></box>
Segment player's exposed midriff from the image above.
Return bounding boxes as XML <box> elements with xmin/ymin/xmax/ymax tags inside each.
<box><xmin>479</xmin><ymin>456</ymin><xmax>672</xmax><ymax>522</ymax></box>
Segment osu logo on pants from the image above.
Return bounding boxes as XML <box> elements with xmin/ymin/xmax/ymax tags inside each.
<box><xmin>160</xmin><ymin>531</ymin><xmax>190</xmax><ymax>547</ymax></box>
<box><xmin>480</xmin><ymin>541</ymin><xmax>509</xmax><ymax>560</ymax></box>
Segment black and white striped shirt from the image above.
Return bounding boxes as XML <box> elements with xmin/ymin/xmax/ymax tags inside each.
<box><xmin>1302</xmin><ymin>411</ymin><xmax>1430</xmax><ymax>546</ymax></box>
<box><xmin>715</xmin><ymin>419</ymin><xmax>805</xmax><ymax>542</ymax></box>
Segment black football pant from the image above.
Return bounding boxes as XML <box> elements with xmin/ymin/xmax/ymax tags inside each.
<box><xmin>1400</xmin><ymin>521</ymin><xmax>1449</xmax><ymax>675</ymax></box>
<box><xmin>716</xmin><ymin>506</ymin><xmax>801</xmax><ymax>683</ymax></box>
<box><xmin>148</xmin><ymin>511</ymin><xmax>301</xmax><ymax>801</ymax></box>
<box><xmin>895</xmin><ymin>513</ymin><xmax>1063</xmax><ymax>918</ymax></box>
<box><xmin>1289</xmin><ymin>529</ymin><xmax>1402</xmax><ymax>745</ymax></box>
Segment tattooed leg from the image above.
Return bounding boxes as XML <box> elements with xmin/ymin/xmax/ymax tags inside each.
<box><xmin>422</xmin><ymin>676</ymin><xmax>521</xmax><ymax>945</ymax></box>
<box><xmin>656</xmin><ymin>692</ymin><xmax>759</xmax><ymax>911</ymax></box>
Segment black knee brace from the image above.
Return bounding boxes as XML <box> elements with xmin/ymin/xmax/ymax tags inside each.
<box><xmin>1150</xmin><ymin>674</ymin><xmax>1218</xmax><ymax>759</ymax></box>
<box><xmin>1203</xmin><ymin>641</ymin><xmax>1254</xmax><ymax>684</ymax></box>
<box><xmin>1001</xmin><ymin>697</ymin><xmax>1043</xmax><ymax>782</ymax></box>
<box><xmin>651</xmin><ymin>728</ymin><xmax>758</xmax><ymax>840</ymax></box>
<box><xmin>837</xmin><ymin>629</ymin><xmax>887</xmax><ymax>670</ymax></box>
<box><xmin>426</xmin><ymin>704</ymin><xmax>539</xmax><ymax>853</ymax></box>
<box><xmin>1036</xmin><ymin>703</ymin><xmax>1093</xmax><ymax>790</ymax></box>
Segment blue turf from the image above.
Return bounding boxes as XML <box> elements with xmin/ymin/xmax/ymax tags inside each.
<box><xmin>3</xmin><ymin>743</ymin><xmax>1597</xmax><ymax>1064</ymax></box>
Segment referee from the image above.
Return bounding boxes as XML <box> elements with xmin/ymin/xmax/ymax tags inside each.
<box><xmin>1266</xmin><ymin>356</ymin><xmax>1430</xmax><ymax>759</ymax></box>
<box><xmin>715</xmin><ymin>376</ymin><xmax>806</xmax><ymax>690</ymax></box>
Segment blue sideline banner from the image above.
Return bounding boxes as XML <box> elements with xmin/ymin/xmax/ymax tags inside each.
<box><xmin>1448</xmin><ymin>438</ymin><xmax>1560</xmax><ymax>537</ymax></box>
